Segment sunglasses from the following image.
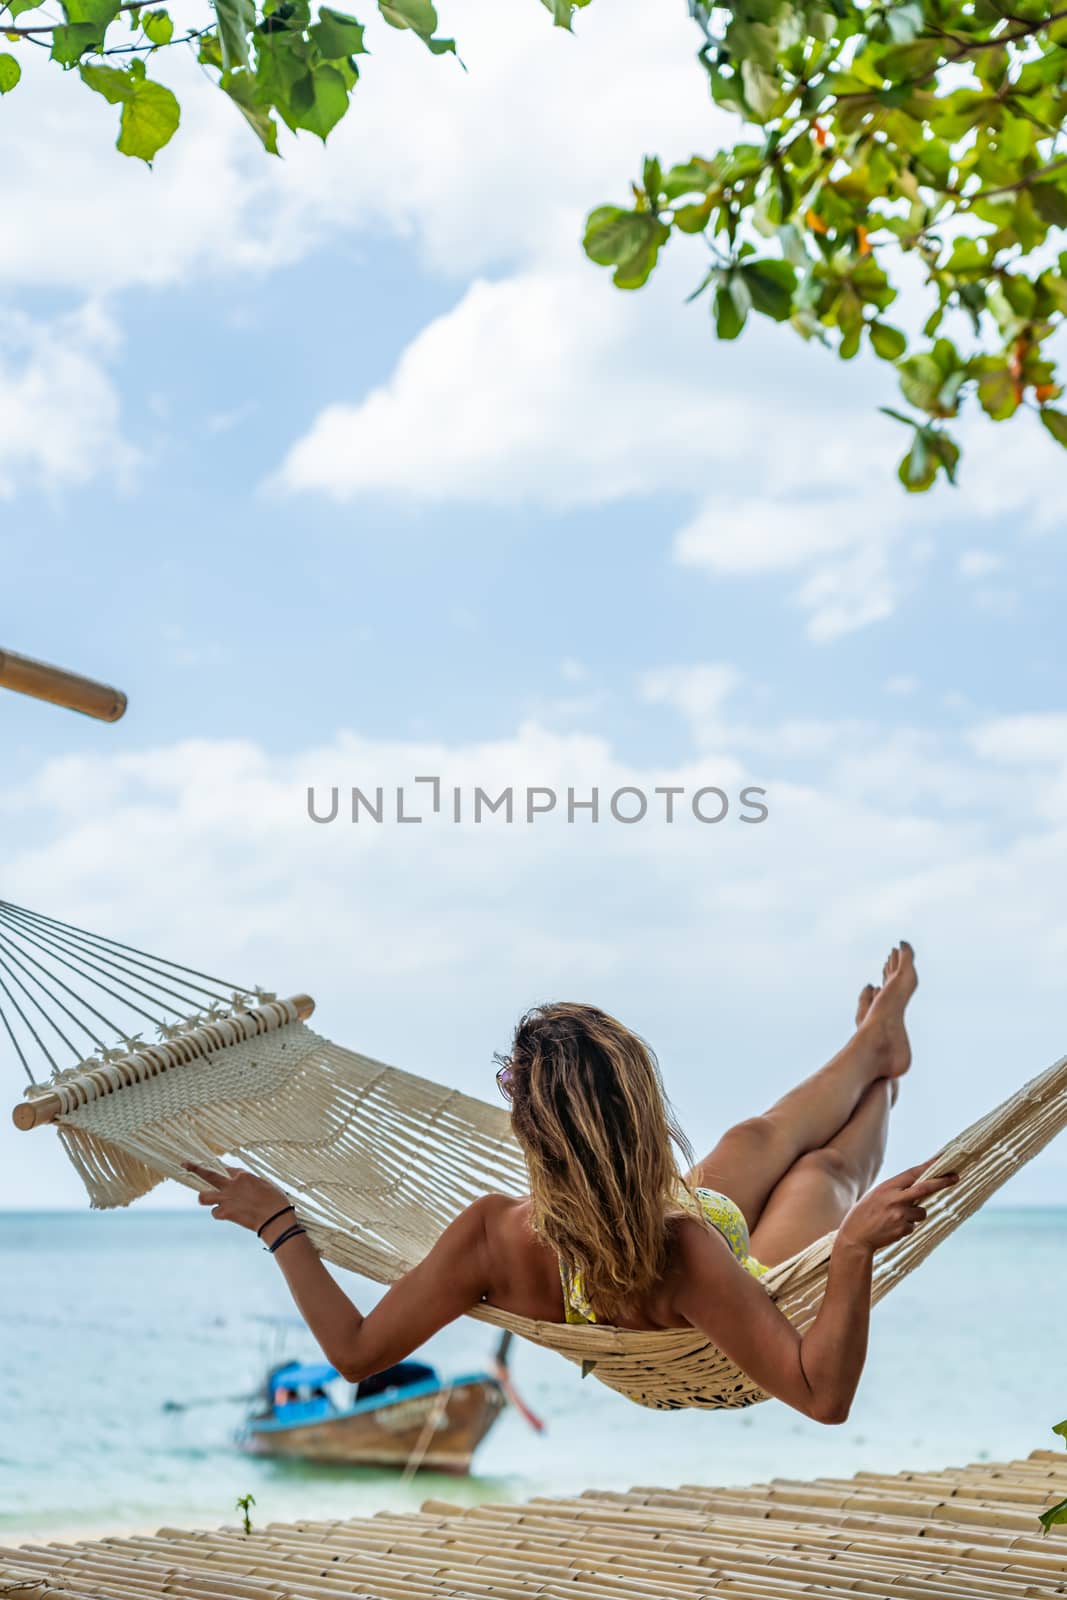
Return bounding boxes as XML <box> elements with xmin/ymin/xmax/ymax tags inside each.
<box><xmin>495</xmin><ymin>1062</ymin><xmax>515</xmax><ymax>1101</ymax></box>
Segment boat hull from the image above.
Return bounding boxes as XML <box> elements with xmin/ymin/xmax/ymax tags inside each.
<box><xmin>239</xmin><ymin>1376</ymin><xmax>506</xmax><ymax>1474</ymax></box>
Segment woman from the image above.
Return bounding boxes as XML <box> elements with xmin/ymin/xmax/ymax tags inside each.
<box><xmin>186</xmin><ymin>940</ymin><xmax>956</xmax><ymax>1423</ymax></box>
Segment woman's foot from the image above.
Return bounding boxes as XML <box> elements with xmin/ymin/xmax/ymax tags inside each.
<box><xmin>855</xmin><ymin>983</ymin><xmax>877</xmax><ymax>1027</ymax></box>
<box><xmin>856</xmin><ymin>941</ymin><xmax>917</xmax><ymax>1082</ymax></box>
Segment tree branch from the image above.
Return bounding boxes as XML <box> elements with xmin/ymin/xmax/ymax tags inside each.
<box><xmin>0</xmin><ymin>0</ymin><xmax>159</xmax><ymax>33</ymax></box>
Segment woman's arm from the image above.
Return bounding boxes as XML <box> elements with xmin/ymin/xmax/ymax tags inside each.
<box><xmin>672</xmin><ymin>1162</ymin><xmax>957</xmax><ymax>1423</ymax></box>
<box><xmin>184</xmin><ymin>1162</ymin><xmax>496</xmax><ymax>1382</ymax></box>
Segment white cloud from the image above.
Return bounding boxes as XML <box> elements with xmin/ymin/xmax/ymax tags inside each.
<box><xmin>969</xmin><ymin>713</ymin><xmax>1067</xmax><ymax>763</ymax></box>
<box><xmin>277</xmin><ymin>268</ymin><xmax>747</xmax><ymax>506</ymax></box>
<box><xmin>968</xmin><ymin>713</ymin><xmax>1067</xmax><ymax>829</ymax></box>
<box><xmin>271</xmin><ymin>252</ymin><xmax>929</xmax><ymax>641</ymax></box>
<box><xmin>958</xmin><ymin>549</ymin><xmax>1003</xmax><ymax>581</ymax></box>
<box><xmin>674</xmin><ymin>497</ymin><xmax>871</xmax><ymax>578</ymax></box>
<box><xmin>640</xmin><ymin>663</ymin><xmax>743</xmax><ymax>749</ymax></box>
<box><xmin>273</xmin><ymin>226</ymin><xmax>1063</xmax><ymax>638</ymax></box>
<box><xmin>0</xmin><ymin>305</ymin><xmax>135</xmax><ymax>498</ymax></box>
<box><xmin>672</xmin><ymin>479</ymin><xmax>904</xmax><ymax>642</ymax></box>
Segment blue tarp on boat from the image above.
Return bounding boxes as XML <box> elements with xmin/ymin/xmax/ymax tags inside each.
<box><xmin>269</xmin><ymin>1361</ymin><xmax>338</xmax><ymax>1390</ymax></box>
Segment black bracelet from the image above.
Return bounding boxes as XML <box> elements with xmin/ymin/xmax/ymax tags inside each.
<box><xmin>256</xmin><ymin>1203</ymin><xmax>295</xmax><ymax>1240</ymax></box>
<box><xmin>266</xmin><ymin>1223</ymin><xmax>306</xmax><ymax>1255</ymax></box>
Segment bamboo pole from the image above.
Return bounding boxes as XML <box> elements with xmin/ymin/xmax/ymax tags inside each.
<box><xmin>10</xmin><ymin>995</ymin><xmax>317</xmax><ymax>1129</ymax></box>
<box><xmin>0</xmin><ymin>648</ymin><xmax>127</xmax><ymax>722</ymax></box>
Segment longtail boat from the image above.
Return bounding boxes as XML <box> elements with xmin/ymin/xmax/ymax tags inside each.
<box><xmin>236</xmin><ymin>1332</ymin><xmax>538</xmax><ymax>1474</ymax></box>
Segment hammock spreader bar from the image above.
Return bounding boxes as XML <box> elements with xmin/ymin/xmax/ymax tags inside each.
<box><xmin>0</xmin><ymin>647</ymin><xmax>127</xmax><ymax>722</ymax></box>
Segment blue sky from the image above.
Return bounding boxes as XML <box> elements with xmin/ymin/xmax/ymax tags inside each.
<box><xmin>2</xmin><ymin>0</ymin><xmax>1066</xmax><ymax>1210</ymax></box>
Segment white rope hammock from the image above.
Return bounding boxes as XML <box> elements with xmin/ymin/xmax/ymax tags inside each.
<box><xmin>8</xmin><ymin>903</ymin><xmax>1067</xmax><ymax>1411</ymax></box>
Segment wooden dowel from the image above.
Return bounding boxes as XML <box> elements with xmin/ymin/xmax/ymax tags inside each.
<box><xmin>0</xmin><ymin>647</ymin><xmax>127</xmax><ymax>722</ymax></box>
<box><xmin>11</xmin><ymin>994</ymin><xmax>316</xmax><ymax>1130</ymax></box>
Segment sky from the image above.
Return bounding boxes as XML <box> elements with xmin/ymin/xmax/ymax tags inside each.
<box><xmin>2</xmin><ymin>0</ymin><xmax>1066</xmax><ymax>1210</ymax></box>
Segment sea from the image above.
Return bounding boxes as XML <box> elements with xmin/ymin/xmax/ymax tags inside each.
<box><xmin>2</xmin><ymin>1208</ymin><xmax>1064</xmax><ymax>1539</ymax></box>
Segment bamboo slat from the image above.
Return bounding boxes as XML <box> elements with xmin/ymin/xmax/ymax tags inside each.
<box><xmin>3</xmin><ymin>1452</ymin><xmax>1067</xmax><ymax>1600</ymax></box>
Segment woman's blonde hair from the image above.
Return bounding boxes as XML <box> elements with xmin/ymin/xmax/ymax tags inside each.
<box><xmin>501</xmin><ymin>1001</ymin><xmax>695</xmax><ymax>1322</ymax></box>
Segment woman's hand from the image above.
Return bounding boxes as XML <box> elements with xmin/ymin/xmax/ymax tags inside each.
<box><xmin>183</xmin><ymin>1160</ymin><xmax>291</xmax><ymax>1234</ymax></box>
<box><xmin>838</xmin><ymin>1161</ymin><xmax>959</xmax><ymax>1253</ymax></box>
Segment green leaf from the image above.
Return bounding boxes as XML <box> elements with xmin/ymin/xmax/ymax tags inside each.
<box><xmin>869</xmin><ymin>321</ymin><xmax>906</xmax><ymax>360</ymax></box>
<box><xmin>287</xmin><ymin>59</ymin><xmax>348</xmax><ymax>138</ymax></box>
<box><xmin>0</xmin><ymin>51</ymin><xmax>20</xmax><ymax>92</ymax></box>
<box><xmin>1039</xmin><ymin>1496</ymin><xmax>1067</xmax><ymax>1534</ymax></box>
<box><xmin>51</xmin><ymin>22</ymin><xmax>95</xmax><ymax>62</ymax></box>
<box><xmin>740</xmin><ymin>258</ymin><xmax>795</xmax><ymax>321</ymax></box>
<box><xmin>674</xmin><ymin>199</ymin><xmax>712</xmax><ymax>234</ymax></box>
<box><xmin>885</xmin><ymin>0</ymin><xmax>923</xmax><ymax>42</ymax></box>
<box><xmin>897</xmin><ymin>354</ymin><xmax>944</xmax><ymax>414</ymax></box>
<box><xmin>878</xmin><ymin>39</ymin><xmax>940</xmax><ymax>81</ymax></box>
<box><xmin>541</xmin><ymin>0</ymin><xmax>590</xmax><ymax>26</ymax></box>
<box><xmin>378</xmin><ymin>0</ymin><xmax>452</xmax><ymax>52</ymax></box>
<box><xmin>740</xmin><ymin>58</ymin><xmax>779</xmax><ymax>121</ymax></box>
<box><xmin>214</xmin><ymin>0</ymin><xmax>255</xmax><ymax>72</ymax></box>
<box><xmin>142</xmin><ymin>8</ymin><xmax>172</xmax><ymax>42</ymax></box>
<box><xmin>118</xmin><ymin>70</ymin><xmax>179</xmax><ymax>158</ymax></box>
<box><xmin>222</xmin><ymin>66</ymin><xmax>279</xmax><ymax>152</ymax></box>
<box><xmin>715</xmin><ymin>282</ymin><xmax>747</xmax><ymax>339</ymax></box>
<box><xmin>928</xmin><ymin>428</ymin><xmax>960</xmax><ymax>485</ymax></box>
<box><xmin>584</xmin><ymin>206</ymin><xmax>668</xmax><ymax>288</ymax></box>
<box><xmin>663</xmin><ymin>160</ymin><xmax>709</xmax><ymax>201</ymax></box>
<box><xmin>80</xmin><ymin>61</ymin><xmax>179</xmax><ymax>161</ymax></box>
<box><xmin>378</xmin><ymin>0</ymin><xmax>433</xmax><ymax>31</ymax></box>
<box><xmin>1040</xmin><ymin>408</ymin><xmax>1067</xmax><ymax>448</ymax></box>
<box><xmin>974</xmin><ymin>361</ymin><xmax>1018</xmax><ymax>420</ymax></box>
<box><xmin>308</xmin><ymin>4</ymin><xmax>365</xmax><ymax>56</ymax></box>
<box><xmin>1033</xmin><ymin>180</ymin><xmax>1067</xmax><ymax>230</ymax></box>
<box><xmin>50</xmin><ymin>0</ymin><xmax>120</xmax><ymax>59</ymax></box>
<box><xmin>898</xmin><ymin>430</ymin><xmax>933</xmax><ymax>491</ymax></box>
<box><xmin>79</xmin><ymin>59</ymin><xmax>133</xmax><ymax>102</ymax></box>
<box><xmin>5</xmin><ymin>0</ymin><xmax>42</xmax><ymax>15</ymax></box>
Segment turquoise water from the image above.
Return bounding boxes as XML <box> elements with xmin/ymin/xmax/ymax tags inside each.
<box><xmin>2</xmin><ymin>1208</ymin><xmax>1065</xmax><ymax>1537</ymax></box>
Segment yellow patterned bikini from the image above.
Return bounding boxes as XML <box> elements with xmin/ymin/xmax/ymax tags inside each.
<box><xmin>561</xmin><ymin>1186</ymin><xmax>767</xmax><ymax>1325</ymax></box>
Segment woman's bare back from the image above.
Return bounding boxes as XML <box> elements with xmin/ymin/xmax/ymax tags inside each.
<box><xmin>478</xmin><ymin>1193</ymin><xmax>715</xmax><ymax>1331</ymax></box>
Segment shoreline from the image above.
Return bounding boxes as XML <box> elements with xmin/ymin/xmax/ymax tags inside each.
<box><xmin>0</xmin><ymin>1518</ymin><xmax>224</xmax><ymax>1549</ymax></box>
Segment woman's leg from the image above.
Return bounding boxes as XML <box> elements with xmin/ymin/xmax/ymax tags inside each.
<box><xmin>686</xmin><ymin>943</ymin><xmax>916</xmax><ymax>1229</ymax></box>
<box><xmin>748</xmin><ymin>1075</ymin><xmax>894</xmax><ymax>1266</ymax></box>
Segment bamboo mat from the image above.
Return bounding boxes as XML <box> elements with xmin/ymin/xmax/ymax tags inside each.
<box><xmin>3</xmin><ymin>1451</ymin><xmax>1067</xmax><ymax>1600</ymax></box>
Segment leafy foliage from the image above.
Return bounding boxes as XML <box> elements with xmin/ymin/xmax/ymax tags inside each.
<box><xmin>0</xmin><ymin>0</ymin><xmax>464</xmax><ymax>162</ymax></box>
<box><xmin>582</xmin><ymin>0</ymin><xmax>1067</xmax><ymax>488</ymax></box>
<box><xmin>2</xmin><ymin>0</ymin><xmax>1065</xmax><ymax>488</ymax></box>
<box><xmin>1039</xmin><ymin>1419</ymin><xmax>1067</xmax><ymax>1534</ymax></box>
